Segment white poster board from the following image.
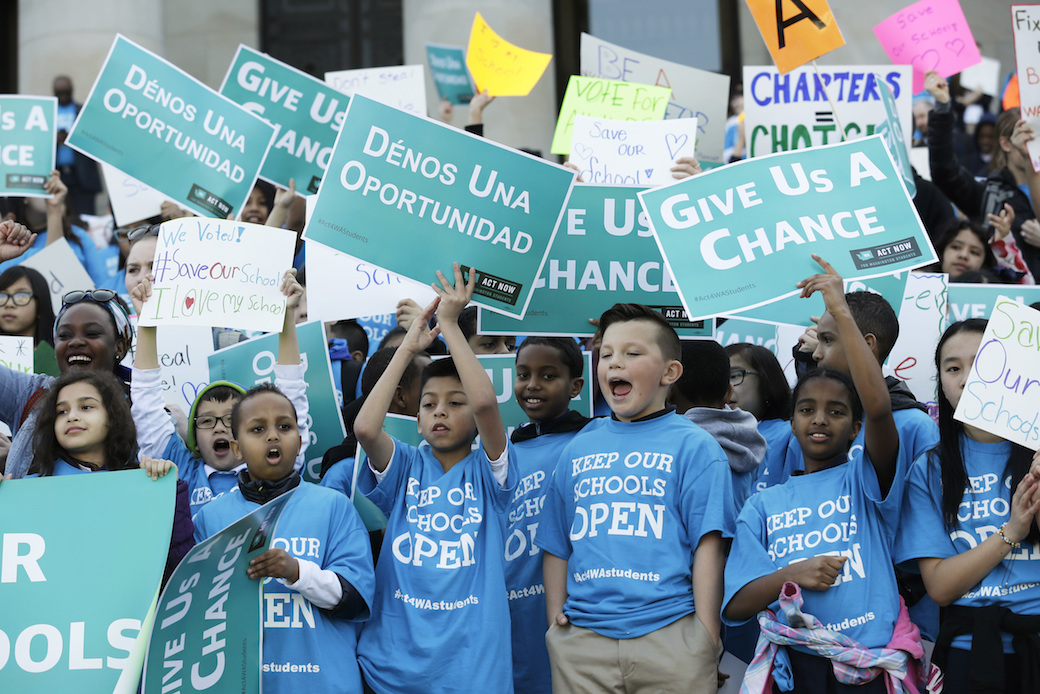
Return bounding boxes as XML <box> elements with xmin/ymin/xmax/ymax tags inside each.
<box><xmin>21</xmin><ymin>238</ymin><xmax>95</xmax><ymax>313</ymax></box>
<box><xmin>325</xmin><ymin>65</ymin><xmax>427</xmax><ymax>117</ymax></box>
<box><xmin>569</xmin><ymin>115</ymin><xmax>697</xmax><ymax>187</ymax></box>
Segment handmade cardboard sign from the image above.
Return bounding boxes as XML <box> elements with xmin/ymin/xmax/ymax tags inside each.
<box><xmin>325</xmin><ymin>64</ymin><xmax>427</xmax><ymax>117</ymax></box>
<box><xmin>20</xmin><ymin>238</ymin><xmax>96</xmax><ymax>313</ymax></box>
<box><xmin>101</xmin><ymin>162</ymin><xmax>178</xmax><ymax>227</ymax></box>
<box><xmin>142</xmin><ymin>489</ymin><xmax>292</xmax><ymax>694</ymax></box>
<box><xmin>0</xmin><ymin>95</ymin><xmax>56</xmax><ymax>197</ymax></box>
<box><xmin>303</xmin><ymin>94</ymin><xmax>576</xmax><ymax>319</ymax></box>
<box><xmin>579</xmin><ymin>33</ymin><xmax>730</xmax><ymax>167</ymax></box>
<box><xmin>478</xmin><ymin>185</ymin><xmax>711</xmax><ymax>338</ymax></box>
<box><xmin>67</xmin><ymin>35</ymin><xmax>275</xmax><ymax>218</ymax></box>
<box><xmin>568</xmin><ymin>115</ymin><xmax>697</xmax><ymax>187</ymax></box>
<box><xmin>742</xmin><ymin>65</ymin><xmax>913</xmax><ymax>158</ymax></box>
<box><xmin>1013</xmin><ymin>5</ymin><xmax>1040</xmax><ymax>171</ymax></box>
<box><xmin>638</xmin><ymin>136</ymin><xmax>937</xmax><ymax>321</ymax></box>
<box><xmin>551</xmin><ymin>76</ymin><xmax>670</xmax><ymax>155</ymax></box>
<box><xmin>1</xmin><ymin>471</ymin><xmax>174</xmax><ymax>693</ymax></box>
<box><xmin>874</xmin><ymin>0</ymin><xmax>981</xmax><ymax>93</ymax></box>
<box><xmin>466</xmin><ymin>12</ymin><xmax>552</xmax><ymax>97</ymax></box>
<box><xmin>426</xmin><ymin>44</ymin><xmax>476</xmax><ymax>105</ymax></box>
<box><xmin>959</xmin><ymin>55</ymin><xmax>1000</xmax><ymax>96</ymax></box>
<box><xmin>221</xmin><ymin>45</ymin><xmax>351</xmax><ymax>195</ymax></box>
<box><xmin>138</xmin><ymin>218</ymin><xmax>296</xmax><ymax>332</ymax></box>
<box><xmin>745</xmin><ymin>0</ymin><xmax>845</xmax><ymax>74</ymax></box>
<box><xmin>0</xmin><ymin>335</ymin><xmax>35</xmax><ymax>374</ymax></box>
<box><xmin>954</xmin><ymin>298</ymin><xmax>1040</xmax><ymax>449</ymax></box>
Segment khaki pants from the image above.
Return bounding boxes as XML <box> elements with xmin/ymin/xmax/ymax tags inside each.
<box><xmin>545</xmin><ymin>612</ymin><xmax>722</xmax><ymax>693</ymax></box>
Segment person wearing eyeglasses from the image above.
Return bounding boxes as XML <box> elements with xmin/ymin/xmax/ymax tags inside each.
<box><xmin>98</xmin><ymin>218</ymin><xmax>162</xmax><ymax>306</ymax></box>
<box><xmin>0</xmin><ymin>266</ymin><xmax>59</xmax><ymax>376</ymax></box>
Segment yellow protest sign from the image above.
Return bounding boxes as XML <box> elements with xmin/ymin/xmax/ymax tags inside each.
<box><xmin>550</xmin><ymin>76</ymin><xmax>671</xmax><ymax>155</ymax></box>
<box><xmin>466</xmin><ymin>12</ymin><xmax>553</xmax><ymax>96</ymax></box>
<box><xmin>745</xmin><ymin>0</ymin><xmax>845</xmax><ymax>74</ymax></box>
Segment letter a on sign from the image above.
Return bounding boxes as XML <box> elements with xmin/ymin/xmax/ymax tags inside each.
<box><xmin>745</xmin><ymin>0</ymin><xmax>845</xmax><ymax>74</ymax></box>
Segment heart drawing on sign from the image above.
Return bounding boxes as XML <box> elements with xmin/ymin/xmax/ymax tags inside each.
<box><xmin>910</xmin><ymin>49</ymin><xmax>940</xmax><ymax>75</ymax></box>
<box><xmin>184</xmin><ymin>296</ymin><xmax>195</xmax><ymax>310</ymax></box>
<box><xmin>572</xmin><ymin>143</ymin><xmax>592</xmax><ymax>161</ymax></box>
<box><xmin>665</xmin><ymin>133</ymin><xmax>689</xmax><ymax>160</ymax></box>
<box><xmin>944</xmin><ymin>39</ymin><xmax>965</xmax><ymax>56</ymax></box>
<box><xmin>644</xmin><ymin>169</ymin><xmax>654</xmax><ymax>179</ymax></box>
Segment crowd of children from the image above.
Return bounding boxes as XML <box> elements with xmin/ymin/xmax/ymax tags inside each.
<box><xmin>1</xmin><ymin>50</ymin><xmax>1039</xmax><ymax>694</ymax></box>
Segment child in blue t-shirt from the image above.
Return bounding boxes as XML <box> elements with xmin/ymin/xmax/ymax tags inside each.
<box><xmin>192</xmin><ymin>383</ymin><xmax>374</xmax><ymax>694</ymax></box>
<box><xmin>537</xmin><ymin>303</ymin><xmax>734</xmax><ymax>693</ymax></box>
<box><xmin>507</xmin><ymin>336</ymin><xmax>591</xmax><ymax>694</ymax></box>
<box><xmin>895</xmin><ymin>318</ymin><xmax>1040</xmax><ymax>692</ymax></box>
<box><xmin>723</xmin><ymin>255</ymin><xmax>921</xmax><ymax>693</ymax></box>
<box><xmin>130</xmin><ymin>270</ymin><xmax>310</xmax><ymax>517</ymax></box>
<box><xmin>353</xmin><ymin>264</ymin><xmax>515</xmax><ymax>694</ymax></box>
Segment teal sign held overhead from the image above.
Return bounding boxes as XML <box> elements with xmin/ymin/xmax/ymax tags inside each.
<box><xmin>303</xmin><ymin>94</ymin><xmax>576</xmax><ymax>319</ymax></box>
<box><xmin>67</xmin><ymin>35</ymin><xmax>275</xmax><ymax>218</ymax></box>
<box><xmin>0</xmin><ymin>96</ymin><xmax>56</xmax><ymax>196</ymax></box>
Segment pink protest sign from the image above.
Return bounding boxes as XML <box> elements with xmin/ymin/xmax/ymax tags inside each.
<box><xmin>873</xmin><ymin>0</ymin><xmax>981</xmax><ymax>93</ymax></box>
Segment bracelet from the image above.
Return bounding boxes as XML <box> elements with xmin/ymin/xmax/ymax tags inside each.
<box><xmin>998</xmin><ymin>523</ymin><xmax>1021</xmax><ymax>549</ymax></box>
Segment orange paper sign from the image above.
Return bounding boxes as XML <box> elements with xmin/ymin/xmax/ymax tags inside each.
<box><xmin>745</xmin><ymin>0</ymin><xmax>846</xmax><ymax>74</ymax></box>
<box><xmin>466</xmin><ymin>12</ymin><xmax>553</xmax><ymax>96</ymax></box>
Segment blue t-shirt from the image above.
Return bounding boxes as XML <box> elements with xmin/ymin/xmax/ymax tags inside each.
<box><xmin>895</xmin><ymin>435</ymin><xmax>1040</xmax><ymax>651</ymax></box>
<box><xmin>536</xmin><ymin>413</ymin><xmax>734</xmax><ymax>639</ymax></box>
<box><xmin>506</xmin><ymin>426</ymin><xmax>585</xmax><ymax>694</ymax></box>
<box><xmin>160</xmin><ymin>438</ymin><xmax>242</xmax><ymax>518</ymax></box>
<box><xmin>753</xmin><ymin>418</ymin><xmax>793</xmax><ymax>495</ymax></box>
<box><xmin>193</xmin><ymin>483</ymin><xmax>374</xmax><ymax>694</ymax></box>
<box><xmin>356</xmin><ymin>438</ymin><xmax>516</xmax><ymax>694</ymax></box>
<box><xmin>724</xmin><ymin>445</ymin><xmax>909</xmax><ymax>652</ymax></box>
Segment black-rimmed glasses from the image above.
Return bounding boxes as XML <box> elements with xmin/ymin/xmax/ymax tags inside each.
<box><xmin>195</xmin><ymin>414</ymin><xmax>233</xmax><ymax>430</ymax></box>
<box><xmin>729</xmin><ymin>368</ymin><xmax>759</xmax><ymax>386</ymax></box>
<box><xmin>0</xmin><ymin>291</ymin><xmax>34</xmax><ymax>306</ymax></box>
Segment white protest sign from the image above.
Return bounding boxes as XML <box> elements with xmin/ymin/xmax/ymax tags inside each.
<box><xmin>101</xmin><ymin>162</ymin><xmax>178</xmax><ymax>227</ymax></box>
<box><xmin>325</xmin><ymin>65</ymin><xmax>427</xmax><ymax>117</ymax></box>
<box><xmin>1012</xmin><ymin>5</ymin><xmax>1040</xmax><ymax>171</ymax></box>
<box><xmin>305</xmin><ymin>239</ymin><xmax>437</xmax><ymax>321</ymax></box>
<box><xmin>580</xmin><ymin>33</ymin><xmax>729</xmax><ymax>167</ymax></box>
<box><xmin>959</xmin><ymin>56</ymin><xmax>1000</xmax><ymax>97</ymax></box>
<box><xmin>955</xmin><ymin>297</ymin><xmax>1040</xmax><ymax>449</ymax></box>
<box><xmin>155</xmin><ymin>325</ymin><xmax>214</xmax><ymax>412</ymax></box>
<box><xmin>909</xmin><ymin>146</ymin><xmax>931</xmax><ymax>181</ymax></box>
<box><xmin>0</xmin><ymin>335</ymin><xmax>34</xmax><ymax>374</ymax></box>
<box><xmin>887</xmin><ymin>271</ymin><xmax>947</xmax><ymax>407</ymax></box>
<box><xmin>742</xmin><ymin>65</ymin><xmax>913</xmax><ymax>158</ymax></box>
<box><xmin>21</xmin><ymin>238</ymin><xmax>95</xmax><ymax>313</ymax></box>
<box><xmin>139</xmin><ymin>218</ymin><xmax>296</xmax><ymax>332</ymax></box>
<box><xmin>569</xmin><ymin>115</ymin><xmax>697</xmax><ymax>187</ymax></box>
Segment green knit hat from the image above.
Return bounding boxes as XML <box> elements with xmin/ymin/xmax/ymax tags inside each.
<box><xmin>186</xmin><ymin>380</ymin><xmax>247</xmax><ymax>453</ymax></box>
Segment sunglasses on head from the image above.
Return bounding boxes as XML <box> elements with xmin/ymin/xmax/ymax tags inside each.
<box><xmin>127</xmin><ymin>223</ymin><xmax>161</xmax><ymax>242</ymax></box>
<box><xmin>62</xmin><ymin>289</ymin><xmax>118</xmax><ymax>307</ymax></box>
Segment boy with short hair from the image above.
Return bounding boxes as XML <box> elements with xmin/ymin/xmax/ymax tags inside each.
<box><xmin>192</xmin><ymin>382</ymin><xmax>374</xmax><ymax>694</ymax></box>
<box><xmin>537</xmin><ymin>303</ymin><xmax>734</xmax><ymax>693</ymax></box>
<box><xmin>353</xmin><ymin>264</ymin><xmax>515</xmax><ymax>693</ymax></box>
<box><xmin>507</xmin><ymin>336</ymin><xmax>591</xmax><ymax>694</ymax></box>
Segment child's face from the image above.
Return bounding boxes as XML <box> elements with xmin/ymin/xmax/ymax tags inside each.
<box><xmin>727</xmin><ymin>353</ymin><xmax>764</xmax><ymax>419</ymax></box>
<box><xmin>468</xmin><ymin>334</ymin><xmax>515</xmax><ymax>355</ymax></box>
<box><xmin>195</xmin><ymin>397</ymin><xmax>240</xmax><ymax>470</ymax></box>
<box><xmin>418</xmin><ymin>375</ymin><xmax>477</xmax><ymax>455</ymax></box>
<box><xmin>514</xmin><ymin>344</ymin><xmax>582</xmax><ymax>422</ymax></box>
<box><xmin>0</xmin><ymin>276</ymin><xmax>39</xmax><ymax>337</ymax></box>
<box><xmin>125</xmin><ymin>235</ymin><xmax>158</xmax><ymax>297</ymax></box>
<box><xmin>55</xmin><ymin>382</ymin><xmax>109</xmax><ymax>463</ymax></box>
<box><xmin>791</xmin><ymin>378</ymin><xmax>860</xmax><ymax>466</ymax></box>
<box><xmin>230</xmin><ymin>391</ymin><xmax>301</xmax><ymax>482</ymax></box>
<box><xmin>939</xmin><ymin>330</ymin><xmax>983</xmax><ymax>410</ymax></box>
<box><xmin>811</xmin><ymin>311</ymin><xmax>849</xmax><ymax>373</ymax></box>
<box><xmin>941</xmin><ymin>229</ymin><xmax>986</xmax><ymax>277</ymax></box>
<box><xmin>240</xmin><ymin>186</ymin><xmax>269</xmax><ymax>225</ymax></box>
<box><xmin>597</xmin><ymin>320</ymin><xmax>679</xmax><ymax>422</ymax></box>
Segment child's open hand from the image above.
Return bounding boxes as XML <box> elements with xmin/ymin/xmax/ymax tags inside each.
<box><xmin>797</xmin><ymin>255</ymin><xmax>845</xmax><ymax>312</ymax></box>
<box><xmin>784</xmin><ymin>555</ymin><xmax>847</xmax><ymax>591</ymax></box>
<box><xmin>988</xmin><ymin>203</ymin><xmax>1015</xmax><ymax>242</ymax></box>
<box><xmin>433</xmin><ymin>262</ymin><xmax>475</xmax><ymax>326</ymax></box>
<box><xmin>130</xmin><ymin>274</ymin><xmax>154</xmax><ymax>316</ymax></box>
<box><xmin>400</xmin><ymin>296</ymin><xmax>442</xmax><ymax>355</ymax></box>
<box><xmin>280</xmin><ymin>268</ymin><xmax>304</xmax><ymax>310</ymax></box>
<box><xmin>44</xmin><ymin>170</ymin><xmax>67</xmax><ymax>209</ymax></box>
<box><xmin>140</xmin><ymin>457</ymin><xmax>177</xmax><ymax>481</ymax></box>
<box><xmin>248</xmin><ymin>547</ymin><xmax>300</xmax><ymax>582</ymax></box>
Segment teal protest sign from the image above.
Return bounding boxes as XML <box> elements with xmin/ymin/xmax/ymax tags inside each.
<box><xmin>874</xmin><ymin>74</ymin><xmax>916</xmax><ymax>198</ymax></box>
<box><xmin>355</xmin><ymin>414</ymin><xmax>423</xmax><ymax>531</ymax></box>
<box><xmin>426</xmin><ymin>44</ymin><xmax>476</xmax><ymax>105</ymax></box>
<box><xmin>478</xmin><ymin>185</ymin><xmax>712</xmax><ymax>338</ymax></box>
<box><xmin>66</xmin><ymin>35</ymin><xmax>275</xmax><ymax>219</ymax></box>
<box><xmin>0</xmin><ymin>96</ymin><xmax>56</xmax><ymax>197</ymax></box>
<box><xmin>303</xmin><ymin>94</ymin><xmax>576</xmax><ymax>319</ymax></box>
<box><xmin>208</xmin><ymin>320</ymin><xmax>345</xmax><ymax>483</ymax></box>
<box><xmin>947</xmin><ymin>283</ymin><xmax>1040</xmax><ymax>324</ymax></box>
<box><xmin>639</xmin><ymin>136</ymin><xmax>937</xmax><ymax>321</ymax></box>
<box><xmin>142</xmin><ymin>489</ymin><xmax>293</xmax><ymax>694</ymax></box>
<box><xmin>220</xmin><ymin>45</ymin><xmax>350</xmax><ymax>195</ymax></box>
<box><xmin>0</xmin><ymin>470</ymin><xmax>174</xmax><ymax>693</ymax></box>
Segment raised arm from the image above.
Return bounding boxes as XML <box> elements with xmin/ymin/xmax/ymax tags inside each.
<box><xmin>277</xmin><ymin>269</ymin><xmax>303</xmax><ymax>366</ymax></box>
<box><xmin>131</xmin><ymin>275</ymin><xmax>159</xmax><ymax>370</ymax></box>
<box><xmin>797</xmin><ymin>255</ymin><xmax>897</xmax><ymax>495</ymax></box>
<box><xmin>433</xmin><ymin>263</ymin><xmax>507</xmax><ymax>460</ymax></box>
<box><xmin>0</xmin><ymin>220</ymin><xmax>37</xmax><ymax>263</ymax></box>
<box><xmin>267</xmin><ymin>179</ymin><xmax>296</xmax><ymax>230</ymax></box>
<box><xmin>44</xmin><ymin>170</ymin><xmax>66</xmax><ymax>247</ymax></box>
<box><xmin>354</xmin><ymin>297</ymin><xmax>441</xmax><ymax>471</ymax></box>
